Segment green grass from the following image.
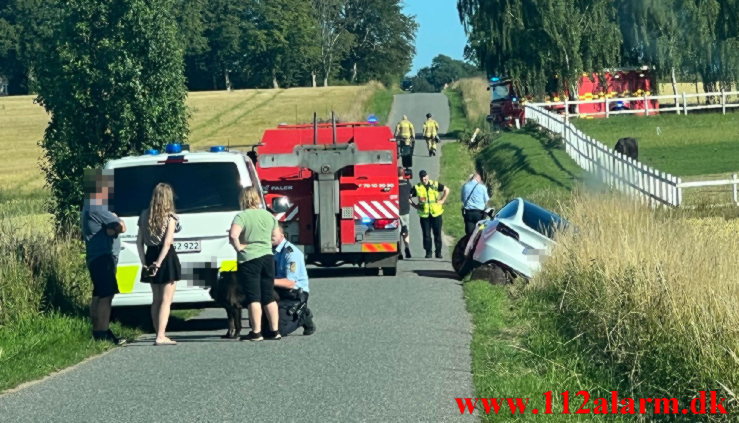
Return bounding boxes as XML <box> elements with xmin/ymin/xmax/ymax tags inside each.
<box><xmin>439</xmin><ymin>142</ymin><xmax>476</xmax><ymax>243</ymax></box>
<box><xmin>573</xmin><ymin>113</ymin><xmax>739</xmax><ymax>177</ymax></box>
<box><xmin>476</xmin><ymin>126</ymin><xmax>586</xmax><ymax>211</ymax></box>
<box><xmin>0</xmin><ymin>314</ymin><xmax>142</xmax><ymax>392</ymax></box>
<box><xmin>464</xmin><ymin>281</ymin><xmax>627</xmax><ymax>421</ymax></box>
<box><xmin>365</xmin><ymin>84</ymin><xmax>401</xmax><ymax>125</ymax></box>
<box><xmin>444</xmin><ymin>88</ymin><xmax>467</xmax><ymax>139</ymax></box>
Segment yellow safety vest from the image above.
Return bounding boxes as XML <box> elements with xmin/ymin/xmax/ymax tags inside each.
<box><xmin>423</xmin><ymin>119</ymin><xmax>439</xmax><ymax>138</ymax></box>
<box><xmin>396</xmin><ymin>119</ymin><xmax>414</xmax><ymax>139</ymax></box>
<box><xmin>415</xmin><ymin>181</ymin><xmax>443</xmax><ymax>218</ymax></box>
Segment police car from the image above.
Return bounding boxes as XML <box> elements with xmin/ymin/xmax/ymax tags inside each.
<box><xmin>106</xmin><ymin>143</ymin><xmax>264</xmax><ymax>307</ymax></box>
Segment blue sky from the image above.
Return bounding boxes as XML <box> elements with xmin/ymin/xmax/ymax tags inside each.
<box><xmin>403</xmin><ymin>0</ymin><xmax>469</xmax><ymax>75</ymax></box>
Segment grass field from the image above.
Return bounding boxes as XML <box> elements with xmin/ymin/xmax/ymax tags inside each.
<box><xmin>0</xmin><ymin>83</ymin><xmax>386</xmax><ymax>196</ymax></box>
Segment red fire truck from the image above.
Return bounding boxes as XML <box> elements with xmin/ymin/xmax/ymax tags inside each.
<box><xmin>254</xmin><ymin>115</ymin><xmax>401</xmax><ymax>276</ymax></box>
<box><xmin>488</xmin><ymin>67</ymin><xmax>659</xmax><ymax>127</ymax></box>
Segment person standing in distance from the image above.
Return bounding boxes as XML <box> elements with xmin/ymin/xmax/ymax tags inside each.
<box><xmin>423</xmin><ymin>113</ymin><xmax>440</xmax><ymax>156</ymax></box>
<box><xmin>229</xmin><ymin>187</ymin><xmax>281</xmax><ymax>341</ymax></box>
<box><xmin>461</xmin><ymin>173</ymin><xmax>490</xmax><ymax>236</ymax></box>
<box><xmin>272</xmin><ymin>226</ymin><xmax>316</xmax><ymax>336</ymax></box>
<box><xmin>81</xmin><ymin>169</ymin><xmax>127</xmax><ymax>345</ymax></box>
<box><xmin>395</xmin><ymin>115</ymin><xmax>415</xmax><ymax>169</ymax></box>
<box><xmin>410</xmin><ymin>169</ymin><xmax>450</xmax><ymax>259</ymax></box>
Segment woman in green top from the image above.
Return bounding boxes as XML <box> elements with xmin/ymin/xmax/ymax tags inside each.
<box><xmin>229</xmin><ymin>187</ymin><xmax>280</xmax><ymax>341</ymax></box>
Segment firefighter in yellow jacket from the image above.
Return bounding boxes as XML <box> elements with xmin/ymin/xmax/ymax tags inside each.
<box><xmin>395</xmin><ymin>115</ymin><xmax>415</xmax><ymax>169</ymax></box>
<box><xmin>423</xmin><ymin>113</ymin><xmax>440</xmax><ymax>156</ymax></box>
<box><xmin>410</xmin><ymin>169</ymin><xmax>450</xmax><ymax>259</ymax></box>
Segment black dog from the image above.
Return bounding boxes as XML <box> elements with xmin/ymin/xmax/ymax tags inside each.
<box><xmin>614</xmin><ymin>137</ymin><xmax>638</xmax><ymax>160</ymax></box>
<box><xmin>208</xmin><ymin>271</ymin><xmax>246</xmax><ymax>339</ymax></box>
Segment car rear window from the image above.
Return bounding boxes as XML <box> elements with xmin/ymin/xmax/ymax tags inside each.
<box><xmin>495</xmin><ymin>200</ymin><xmax>519</xmax><ymax>219</ymax></box>
<box><xmin>111</xmin><ymin>162</ymin><xmax>243</xmax><ymax>216</ymax></box>
<box><xmin>522</xmin><ymin>201</ymin><xmax>565</xmax><ymax>239</ymax></box>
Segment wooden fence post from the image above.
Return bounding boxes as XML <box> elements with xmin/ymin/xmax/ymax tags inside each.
<box><xmin>605</xmin><ymin>97</ymin><xmax>609</xmax><ymax>118</ymax></box>
<box><xmin>683</xmin><ymin>92</ymin><xmax>688</xmax><ymax>115</ymax></box>
<box><xmin>564</xmin><ymin>99</ymin><xmax>569</xmax><ymax>123</ymax></box>
<box><xmin>644</xmin><ymin>93</ymin><xmax>649</xmax><ymax>116</ymax></box>
<box><xmin>722</xmin><ymin>89</ymin><xmax>727</xmax><ymax>115</ymax></box>
<box><xmin>675</xmin><ymin>93</ymin><xmax>680</xmax><ymax>115</ymax></box>
<box><xmin>733</xmin><ymin>173</ymin><xmax>738</xmax><ymax>205</ymax></box>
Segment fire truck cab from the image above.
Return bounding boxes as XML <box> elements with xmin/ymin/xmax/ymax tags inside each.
<box><xmin>255</xmin><ymin>117</ymin><xmax>401</xmax><ymax>276</ymax></box>
<box><xmin>486</xmin><ymin>77</ymin><xmax>525</xmax><ymax>129</ymax></box>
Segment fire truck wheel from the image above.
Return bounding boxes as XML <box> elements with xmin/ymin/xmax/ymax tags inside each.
<box><xmin>382</xmin><ymin>266</ymin><xmax>397</xmax><ymax>276</ymax></box>
<box><xmin>364</xmin><ymin>267</ymin><xmax>380</xmax><ymax>276</ymax></box>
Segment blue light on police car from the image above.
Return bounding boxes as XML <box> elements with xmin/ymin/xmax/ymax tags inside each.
<box><xmin>144</xmin><ymin>149</ymin><xmax>159</xmax><ymax>155</ymax></box>
<box><xmin>367</xmin><ymin>114</ymin><xmax>378</xmax><ymax>124</ymax></box>
<box><xmin>512</xmin><ymin>97</ymin><xmax>518</xmax><ymax>102</ymax></box>
<box><xmin>617</xmin><ymin>101</ymin><xmax>624</xmax><ymax>107</ymax></box>
<box><xmin>209</xmin><ymin>145</ymin><xmax>226</xmax><ymax>152</ymax></box>
<box><xmin>165</xmin><ymin>143</ymin><xmax>182</xmax><ymax>154</ymax></box>
<box><xmin>361</xmin><ymin>217</ymin><xmax>373</xmax><ymax>224</ymax></box>
<box><xmin>490</xmin><ymin>76</ymin><xmax>500</xmax><ymax>82</ymax></box>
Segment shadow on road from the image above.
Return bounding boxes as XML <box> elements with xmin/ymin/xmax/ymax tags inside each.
<box><xmin>308</xmin><ymin>266</ymin><xmax>376</xmax><ymax>279</ymax></box>
<box><xmin>413</xmin><ymin>269</ymin><xmax>460</xmax><ymax>280</ymax></box>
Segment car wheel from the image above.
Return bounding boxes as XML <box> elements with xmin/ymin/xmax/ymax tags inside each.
<box><xmin>470</xmin><ymin>263</ymin><xmax>510</xmax><ymax>285</ymax></box>
<box><xmin>452</xmin><ymin>234</ymin><xmax>475</xmax><ymax>278</ymax></box>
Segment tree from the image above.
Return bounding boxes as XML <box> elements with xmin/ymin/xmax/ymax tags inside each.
<box><xmin>410</xmin><ymin>55</ymin><xmax>481</xmax><ymax>92</ymax></box>
<box><xmin>340</xmin><ymin>0</ymin><xmax>417</xmax><ymax>86</ymax></box>
<box><xmin>32</xmin><ymin>0</ymin><xmax>189</xmax><ymax>229</ymax></box>
<box><xmin>311</xmin><ymin>0</ymin><xmax>353</xmax><ymax>87</ymax></box>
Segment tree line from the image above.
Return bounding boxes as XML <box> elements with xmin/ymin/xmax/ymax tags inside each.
<box><xmin>457</xmin><ymin>0</ymin><xmax>739</xmax><ymax>97</ymax></box>
<box><xmin>405</xmin><ymin>54</ymin><xmax>483</xmax><ymax>92</ymax></box>
<box><xmin>0</xmin><ymin>0</ymin><xmax>417</xmax><ymax>95</ymax></box>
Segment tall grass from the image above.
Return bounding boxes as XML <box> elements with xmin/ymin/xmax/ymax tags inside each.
<box><xmin>534</xmin><ymin>193</ymin><xmax>739</xmax><ymax>415</ymax></box>
<box><xmin>451</xmin><ymin>77</ymin><xmax>490</xmax><ymax>122</ymax></box>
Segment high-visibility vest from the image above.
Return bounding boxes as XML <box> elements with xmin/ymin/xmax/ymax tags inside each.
<box><xmin>396</xmin><ymin>119</ymin><xmax>414</xmax><ymax>138</ymax></box>
<box><xmin>423</xmin><ymin>119</ymin><xmax>439</xmax><ymax>138</ymax></box>
<box><xmin>415</xmin><ymin>181</ymin><xmax>443</xmax><ymax>217</ymax></box>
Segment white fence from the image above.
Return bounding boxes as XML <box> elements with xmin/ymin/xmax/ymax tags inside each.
<box><xmin>524</xmin><ymin>104</ymin><xmax>682</xmax><ymax>206</ymax></box>
<box><xmin>530</xmin><ymin>90</ymin><xmax>739</xmax><ymax>119</ymax></box>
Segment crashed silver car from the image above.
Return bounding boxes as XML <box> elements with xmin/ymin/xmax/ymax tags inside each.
<box><xmin>452</xmin><ymin>198</ymin><xmax>567</xmax><ymax>282</ymax></box>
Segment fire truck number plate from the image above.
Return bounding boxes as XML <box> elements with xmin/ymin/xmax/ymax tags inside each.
<box><xmin>173</xmin><ymin>240</ymin><xmax>201</xmax><ymax>253</ymax></box>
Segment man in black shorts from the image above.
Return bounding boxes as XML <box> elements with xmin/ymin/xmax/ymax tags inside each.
<box><xmin>82</xmin><ymin>170</ymin><xmax>127</xmax><ymax>345</ymax></box>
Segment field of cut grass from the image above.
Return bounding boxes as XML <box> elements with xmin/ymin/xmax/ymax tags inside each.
<box><xmin>0</xmin><ymin>83</ymin><xmax>386</xmax><ymax>197</ymax></box>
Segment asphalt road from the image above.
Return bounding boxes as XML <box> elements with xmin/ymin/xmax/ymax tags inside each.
<box><xmin>0</xmin><ymin>94</ymin><xmax>474</xmax><ymax>422</ymax></box>
<box><xmin>387</xmin><ymin>93</ymin><xmax>451</xmax><ymax>137</ymax></box>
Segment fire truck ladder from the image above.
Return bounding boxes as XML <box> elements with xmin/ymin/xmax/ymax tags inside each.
<box><xmin>259</xmin><ymin>114</ymin><xmax>393</xmax><ymax>253</ymax></box>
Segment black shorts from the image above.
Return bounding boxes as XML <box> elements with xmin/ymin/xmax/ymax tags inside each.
<box><xmin>237</xmin><ymin>254</ymin><xmax>275</xmax><ymax>305</ymax></box>
<box><xmin>87</xmin><ymin>254</ymin><xmax>119</xmax><ymax>298</ymax></box>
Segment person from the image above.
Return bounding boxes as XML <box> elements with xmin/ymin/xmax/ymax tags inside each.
<box><xmin>423</xmin><ymin>113</ymin><xmax>440</xmax><ymax>156</ymax></box>
<box><xmin>271</xmin><ymin>226</ymin><xmax>316</xmax><ymax>336</ymax></box>
<box><xmin>398</xmin><ymin>169</ymin><xmax>412</xmax><ymax>259</ymax></box>
<box><xmin>461</xmin><ymin>173</ymin><xmax>491</xmax><ymax>236</ymax></box>
<box><xmin>410</xmin><ymin>169</ymin><xmax>450</xmax><ymax>259</ymax></box>
<box><xmin>81</xmin><ymin>169</ymin><xmax>127</xmax><ymax>345</ymax></box>
<box><xmin>229</xmin><ymin>186</ymin><xmax>281</xmax><ymax>341</ymax></box>
<box><xmin>394</xmin><ymin>115</ymin><xmax>415</xmax><ymax>169</ymax></box>
<box><xmin>136</xmin><ymin>183</ymin><xmax>181</xmax><ymax>346</ymax></box>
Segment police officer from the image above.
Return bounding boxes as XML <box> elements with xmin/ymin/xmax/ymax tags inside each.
<box><xmin>461</xmin><ymin>173</ymin><xmax>490</xmax><ymax>235</ymax></box>
<box><xmin>395</xmin><ymin>115</ymin><xmax>415</xmax><ymax>169</ymax></box>
<box><xmin>410</xmin><ymin>170</ymin><xmax>450</xmax><ymax>259</ymax></box>
<box><xmin>271</xmin><ymin>226</ymin><xmax>316</xmax><ymax>336</ymax></box>
<box><xmin>423</xmin><ymin>113</ymin><xmax>440</xmax><ymax>156</ymax></box>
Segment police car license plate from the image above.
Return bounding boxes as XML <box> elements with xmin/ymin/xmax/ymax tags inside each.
<box><xmin>173</xmin><ymin>240</ymin><xmax>201</xmax><ymax>253</ymax></box>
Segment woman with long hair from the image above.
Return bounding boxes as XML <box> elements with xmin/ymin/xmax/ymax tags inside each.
<box><xmin>136</xmin><ymin>183</ymin><xmax>181</xmax><ymax>346</ymax></box>
<box><xmin>229</xmin><ymin>186</ymin><xmax>280</xmax><ymax>341</ymax></box>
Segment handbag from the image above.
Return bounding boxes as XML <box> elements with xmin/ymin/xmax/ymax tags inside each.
<box><xmin>462</xmin><ymin>182</ymin><xmax>479</xmax><ymax>217</ymax></box>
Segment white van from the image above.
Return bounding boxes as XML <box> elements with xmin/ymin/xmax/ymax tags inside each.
<box><xmin>105</xmin><ymin>144</ymin><xmax>263</xmax><ymax>307</ymax></box>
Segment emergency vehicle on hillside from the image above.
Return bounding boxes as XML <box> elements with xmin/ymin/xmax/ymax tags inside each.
<box><xmin>255</xmin><ymin>114</ymin><xmax>401</xmax><ymax>276</ymax></box>
<box><xmin>106</xmin><ymin>143</ymin><xmax>263</xmax><ymax>307</ymax></box>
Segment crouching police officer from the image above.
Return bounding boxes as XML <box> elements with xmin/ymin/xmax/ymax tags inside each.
<box><xmin>271</xmin><ymin>226</ymin><xmax>316</xmax><ymax>336</ymax></box>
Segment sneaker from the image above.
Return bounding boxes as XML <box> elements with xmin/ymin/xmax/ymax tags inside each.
<box><xmin>435</xmin><ymin>251</ymin><xmax>443</xmax><ymax>259</ymax></box>
<box><xmin>425</xmin><ymin>251</ymin><xmax>432</xmax><ymax>259</ymax></box>
<box><xmin>404</xmin><ymin>247</ymin><xmax>412</xmax><ymax>258</ymax></box>
<box><xmin>240</xmin><ymin>331</ymin><xmax>263</xmax><ymax>342</ymax></box>
<box><xmin>264</xmin><ymin>330</ymin><xmax>282</xmax><ymax>340</ymax></box>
